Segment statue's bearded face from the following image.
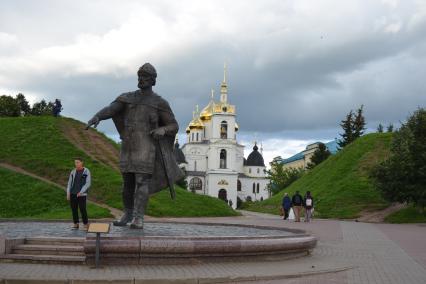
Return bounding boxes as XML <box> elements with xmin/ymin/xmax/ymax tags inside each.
<box><xmin>137</xmin><ymin>72</ymin><xmax>156</xmax><ymax>89</ymax></box>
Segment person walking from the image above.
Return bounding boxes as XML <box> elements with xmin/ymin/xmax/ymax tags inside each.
<box><xmin>66</xmin><ymin>158</ymin><xmax>91</xmax><ymax>230</ymax></box>
<box><xmin>281</xmin><ymin>193</ymin><xmax>292</xmax><ymax>220</ymax></box>
<box><xmin>304</xmin><ymin>191</ymin><xmax>314</xmax><ymax>222</ymax></box>
<box><xmin>291</xmin><ymin>191</ymin><xmax>303</xmax><ymax>222</ymax></box>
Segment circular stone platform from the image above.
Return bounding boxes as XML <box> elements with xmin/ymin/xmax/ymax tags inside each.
<box><xmin>0</xmin><ymin>221</ymin><xmax>317</xmax><ymax>264</ymax></box>
<box><xmin>0</xmin><ymin>221</ymin><xmax>296</xmax><ymax>238</ymax></box>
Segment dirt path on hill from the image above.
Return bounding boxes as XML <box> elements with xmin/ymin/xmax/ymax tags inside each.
<box><xmin>0</xmin><ymin>162</ymin><xmax>122</xmax><ymax>219</ymax></box>
<box><xmin>357</xmin><ymin>203</ymin><xmax>407</xmax><ymax>223</ymax></box>
<box><xmin>59</xmin><ymin>119</ymin><xmax>120</xmax><ymax>172</ymax></box>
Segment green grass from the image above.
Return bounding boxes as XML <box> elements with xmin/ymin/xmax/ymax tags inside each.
<box><xmin>0</xmin><ymin>167</ymin><xmax>112</xmax><ymax>219</ymax></box>
<box><xmin>0</xmin><ymin>116</ymin><xmax>238</xmax><ymax>217</ymax></box>
<box><xmin>148</xmin><ymin>187</ymin><xmax>239</xmax><ymax>217</ymax></box>
<box><xmin>0</xmin><ymin>116</ymin><xmax>123</xmax><ymax>209</ymax></box>
<box><xmin>385</xmin><ymin>206</ymin><xmax>426</xmax><ymax>223</ymax></box>
<box><xmin>243</xmin><ymin>133</ymin><xmax>393</xmax><ymax>219</ymax></box>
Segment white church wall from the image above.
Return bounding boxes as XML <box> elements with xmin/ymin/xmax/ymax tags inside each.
<box><xmin>239</xmin><ymin>178</ymin><xmax>269</xmax><ymax>202</ymax></box>
<box><xmin>244</xmin><ymin>166</ymin><xmax>267</xmax><ymax>178</ymax></box>
<box><xmin>182</xmin><ymin>145</ymin><xmax>208</xmax><ymax>172</ymax></box>
<box><xmin>208</xmin><ymin>144</ymin><xmax>237</xmax><ymax>171</ymax></box>
<box><xmin>207</xmin><ymin>173</ymin><xmax>238</xmax><ymax>209</ymax></box>
<box><xmin>212</xmin><ymin>115</ymin><xmax>236</xmax><ymax>140</ymax></box>
<box><xmin>186</xmin><ymin>175</ymin><xmax>206</xmax><ymax>195</ymax></box>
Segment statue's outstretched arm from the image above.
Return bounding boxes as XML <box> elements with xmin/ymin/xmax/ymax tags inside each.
<box><xmin>86</xmin><ymin>101</ymin><xmax>124</xmax><ymax>129</ymax></box>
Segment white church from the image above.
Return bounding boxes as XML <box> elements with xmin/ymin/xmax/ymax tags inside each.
<box><xmin>173</xmin><ymin>66</ymin><xmax>270</xmax><ymax>209</ymax></box>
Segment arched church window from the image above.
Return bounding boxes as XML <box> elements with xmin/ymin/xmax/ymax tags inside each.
<box><xmin>196</xmin><ymin>132</ymin><xmax>199</xmax><ymax>141</ymax></box>
<box><xmin>194</xmin><ymin>160</ymin><xmax>197</xmax><ymax>171</ymax></box>
<box><xmin>220</xmin><ymin>121</ymin><xmax>228</xmax><ymax>139</ymax></box>
<box><xmin>252</xmin><ymin>182</ymin><xmax>255</xmax><ymax>193</ymax></box>
<box><xmin>256</xmin><ymin>183</ymin><xmax>260</xmax><ymax>193</ymax></box>
<box><xmin>191</xmin><ymin>133</ymin><xmax>194</xmax><ymax>142</ymax></box>
<box><xmin>220</xmin><ymin>149</ymin><xmax>227</xmax><ymax>169</ymax></box>
<box><xmin>237</xmin><ymin>180</ymin><xmax>242</xmax><ymax>192</ymax></box>
<box><xmin>189</xmin><ymin>177</ymin><xmax>202</xmax><ymax>192</ymax></box>
<box><xmin>249</xmin><ymin>168</ymin><xmax>252</xmax><ymax>174</ymax></box>
<box><xmin>257</xmin><ymin>168</ymin><xmax>260</xmax><ymax>174</ymax></box>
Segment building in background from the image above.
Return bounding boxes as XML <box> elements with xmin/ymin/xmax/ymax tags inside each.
<box><xmin>279</xmin><ymin>141</ymin><xmax>338</xmax><ymax>170</ymax></box>
<box><xmin>176</xmin><ymin>65</ymin><xmax>270</xmax><ymax>208</ymax></box>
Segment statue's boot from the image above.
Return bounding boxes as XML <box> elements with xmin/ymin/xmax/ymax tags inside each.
<box><xmin>112</xmin><ymin>208</ymin><xmax>133</xmax><ymax>226</ymax></box>
<box><xmin>130</xmin><ymin>180</ymin><xmax>149</xmax><ymax>229</ymax></box>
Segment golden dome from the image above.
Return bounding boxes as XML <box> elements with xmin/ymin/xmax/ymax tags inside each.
<box><xmin>189</xmin><ymin>117</ymin><xmax>204</xmax><ymax>129</ymax></box>
<box><xmin>187</xmin><ymin>106</ymin><xmax>204</xmax><ymax>130</ymax></box>
<box><xmin>200</xmin><ymin>90</ymin><xmax>215</xmax><ymax>121</ymax></box>
<box><xmin>200</xmin><ymin>102</ymin><xmax>213</xmax><ymax>120</ymax></box>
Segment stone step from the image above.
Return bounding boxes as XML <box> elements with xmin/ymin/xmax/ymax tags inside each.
<box><xmin>25</xmin><ymin>236</ymin><xmax>85</xmax><ymax>246</ymax></box>
<box><xmin>13</xmin><ymin>244</ymin><xmax>85</xmax><ymax>256</ymax></box>
<box><xmin>0</xmin><ymin>253</ymin><xmax>86</xmax><ymax>264</ymax></box>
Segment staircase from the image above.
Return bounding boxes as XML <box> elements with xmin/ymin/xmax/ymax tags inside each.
<box><xmin>0</xmin><ymin>237</ymin><xmax>86</xmax><ymax>264</ymax></box>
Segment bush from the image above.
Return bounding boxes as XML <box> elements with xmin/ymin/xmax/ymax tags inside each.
<box><xmin>371</xmin><ymin>108</ymin><xmax>426</xmax><ymax>213</ymax></box>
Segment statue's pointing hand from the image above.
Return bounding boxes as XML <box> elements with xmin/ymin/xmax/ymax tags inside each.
<box><xmin>86</xmin><ymin>116</ymin><xmax>100</xmax><ymax>130</ymax></box>
<box><xmin>150</xmin><ymin>127</ymin><xmax>166</xmax><ymax>139</ymax></box>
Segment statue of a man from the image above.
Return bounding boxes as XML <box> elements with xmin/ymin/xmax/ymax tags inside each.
<box><xmin>86</xmin><ymin>63</ymin><xmax>184</xmax><ymax>229</ymax></box>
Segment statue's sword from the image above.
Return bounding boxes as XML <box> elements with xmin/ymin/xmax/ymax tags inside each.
<box><xmin>157</xmin><ymin>138</ymin><xmax>176</xmax><ymax>200</ymax></box>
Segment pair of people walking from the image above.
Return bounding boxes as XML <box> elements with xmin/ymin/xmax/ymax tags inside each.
<box><xmin>281</xmin><ymin>191</ymin><xmax>314</xmax><ymax>222</ymax></box>
<box><xmin>66</xmin><ymin>158</ymin><xmax>91</xmax><ymax>230</ymax></box>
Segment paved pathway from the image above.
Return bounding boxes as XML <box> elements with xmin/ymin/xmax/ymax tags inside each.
<box><xmin>1</xmin><ymin>211</ymin><xmax>425</xmax><ymax>283</ymax></box>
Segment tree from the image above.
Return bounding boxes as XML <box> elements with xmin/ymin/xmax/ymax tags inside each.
<box><xmin>0</xmin><ymin>95</ymin><xmax>20</xmax><ymax>117</ymax></box>
<box><xmin>338</xmin><ymin>110</ymin><xmax>354</xmax><ymax>148</ymax></box>
<box><xmin>353</xmin><ymin>105</ymin><xmax>366</xmax><ymax>138</ymax></box>
<box><xmin>371</xmin><ymin>108</ymin><xmax>426</xmax><ymax>213</ymax></box>
<box><xmin>31</xmin><ymin>99</ymin><xmax>53</xmax><ymax>116</ymax></box>
<box><xmin>377</xmin><ymin>123</ymin><xmax>384</xmax><ymax>133</ymax></box>
<box><xmin>338</xmin><ymin>105</ymin><xmax>366</xmax><ymax>149</ymax></box>
<box><xmin>15</xmin><ymin>93</ymin><xmax>31</xmax><ymax>116</ymax></box>
<box><xmin>267</xmin><ymin>158</ymin><xmax>305</xmax><ymax>195</ymax></box>
<box><xmin>307</xmin><ymin>143</ymin><xmax>331</xmax><ymax>169</ymax></box>
<box><xmin>387</xmin><ymin>123</ymin><xmax>394</xmax><ymax>133</ymax></box>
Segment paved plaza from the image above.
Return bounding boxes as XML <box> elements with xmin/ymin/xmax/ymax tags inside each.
<box><xmin>1</xmin><ymin>211</ymin><xmax>425</xmax><ymax>283</ymax></box>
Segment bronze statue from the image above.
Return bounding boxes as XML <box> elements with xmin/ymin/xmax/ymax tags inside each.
<box><xmin>86</xmin><ymin>63</ymin><xmax>184</xmax><ymax>229</ymax></box>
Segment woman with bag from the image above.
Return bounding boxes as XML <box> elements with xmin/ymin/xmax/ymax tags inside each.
<box><xmin>304</xmin><ymin>191</ymin><xmax>314</xmax><ymax>222</ymax></box>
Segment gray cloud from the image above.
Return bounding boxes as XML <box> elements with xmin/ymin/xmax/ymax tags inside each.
<box><xmin>1</xmin><ymin>0</ymin><xmax>425</xmax><ymax>160</ymax></box>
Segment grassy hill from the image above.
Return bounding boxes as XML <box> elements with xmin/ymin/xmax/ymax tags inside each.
<box><xmin>243</xmin><ymin>133</ymin><xmax>393</xmax><ymax>219</ymax></box>
<box><xmin>0</xmin><ymin>116</ymin><xmax>238</xmax><ymax>218</ymax></box>
<box><xmin>0</xmin><ymin>166</ymin><xmax>112</xmax><ymax>219</ymax></box>
<box><xmin>385</xmin><ymin>206</ymin><xmax>426</xmax><ymax>224</ymax></box>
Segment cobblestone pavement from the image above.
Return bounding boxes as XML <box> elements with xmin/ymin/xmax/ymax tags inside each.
<box><xmin>1</xmin><ymin>211</ymin><xmax>425</xmax><ymax>283</ymax></box>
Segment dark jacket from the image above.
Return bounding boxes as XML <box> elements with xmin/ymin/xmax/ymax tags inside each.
<box><xmin>282</xmin><ymin>196</ymin><xmax>292</xmax><ymax>209</ymax></box>
<box><xmin>292</xmin><ymin>193</ymin><xmax>303</xmax><ymax>206</ymax></box>
<box><xmin>66</xmin><ymin>168</ymin><xmax>91</xmax><ymax>196</ymax></box>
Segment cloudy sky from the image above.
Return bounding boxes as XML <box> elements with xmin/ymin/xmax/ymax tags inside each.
<box><xmin>1</xmin><ymin>0</ymin><xmax>425</xmax><ymax>164</ymax></box>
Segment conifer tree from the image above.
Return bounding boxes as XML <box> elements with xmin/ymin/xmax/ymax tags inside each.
<box><xmin>307</xmin><ymin>143</ymin><xmax>331</xmax><ymax>169</ymax></box>
<box><xmin>377</xmin><ymin>123</ymin><xmax>384</xmax><ymax>133</ymax></box>
<box><xmin>353</xmin><ymin>105</ymin><xmax>366</xmax><ymax>138</ymax></box>
<box><xmin>337</xmin><ymin>110</ymin><xmax>354</xmax><ymax>148</ymax></box>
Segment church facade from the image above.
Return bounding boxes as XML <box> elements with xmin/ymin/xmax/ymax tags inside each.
<box><xmin>174</xmin><ymin>67</ymin><xmax>270</xmax><ymax>209</ymax></box>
